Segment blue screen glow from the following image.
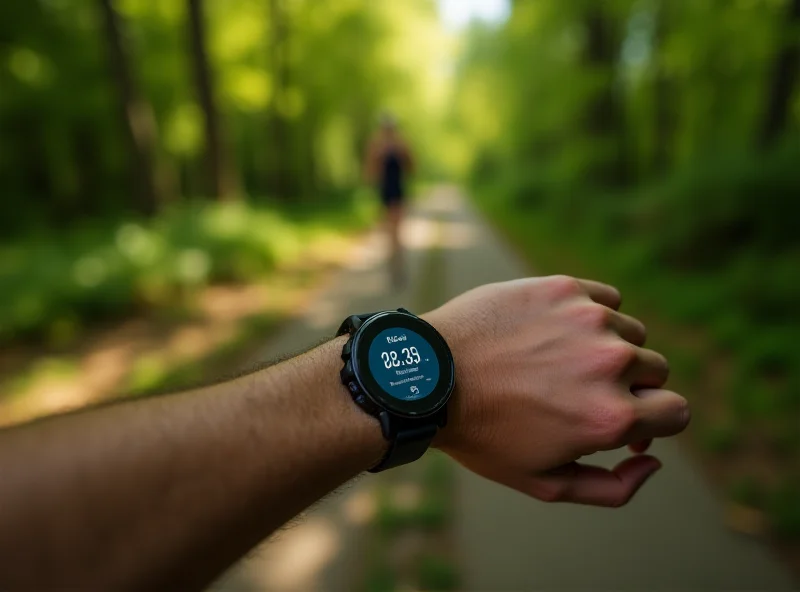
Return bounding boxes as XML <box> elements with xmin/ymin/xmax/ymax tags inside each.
<box><xmin>367</xmin><ymin>328</ymin><xmax>439</xmax><ymax>400</ymax></box>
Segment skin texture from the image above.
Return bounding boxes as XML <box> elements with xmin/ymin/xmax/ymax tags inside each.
<box><xmin>428</xmin><ymin>276</ymin><xmax>688</xmax><ymax>506</ymax></box>
<box><xmin>0</xmin><ymin>276</ymin><xmax>688</xmax><ymax>591</ymax></box>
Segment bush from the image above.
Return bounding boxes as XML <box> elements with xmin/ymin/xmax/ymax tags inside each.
<box><xmin>768</xmin><ymin>480</ymin><xmax>800</xmax><ymax>540</ymax></box>
<box><xmin>416</xmin><ymin>554</ymin><xmax>460</xmax><ymax>592</ymax></box>
<box><xmin>700</xmin><ymin>420</ymin><xmax>742</xmax><ymax>455</ymax></box>
<box><xmin>631</xmin><ymin>140</ymin><xmax>800</xmax><ymax>270</ymax></box>
<box><xmin>728</xmin><ymin>475</ymin><xmax>766</xmax><ymax>509</ymax></box>
<box><xmin>0</xmin><ymin>193</ymin><xmax>374</xmax><ymax>346</ymax></box>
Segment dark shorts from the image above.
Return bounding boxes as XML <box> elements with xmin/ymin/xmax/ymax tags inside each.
<box><xmin>380</xmin><ymin>192</ymin><xmax>404</xmax><ymax>208</ymax></box>
<box><xmin>379</xmin><ymin>184</ymin><xmax>405</xmax><ymax>208</ymax></box>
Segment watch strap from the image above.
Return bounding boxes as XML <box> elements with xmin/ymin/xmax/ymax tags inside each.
<box><xmin>369</xmin><ymin>415</ymin><xmax>437</xmax><ymax>473</ymax></box>
<box><xmin>336</xmin><ymin>312</ymin><xmax>376</xmax><ymax>337</ymax></box>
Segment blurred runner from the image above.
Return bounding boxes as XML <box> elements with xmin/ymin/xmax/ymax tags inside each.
<box><xmin>364</xmin><ymin>113</ymin><xmax>414</xmax><ymax>288</ymax></box>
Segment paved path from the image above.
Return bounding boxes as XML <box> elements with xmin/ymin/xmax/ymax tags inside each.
<box><xmin>433</xmin><ymin>189</ymin><xmax>797</xmax><ymax>591</ymax></box>
<box><xmin>213</xmin><ymin>187</ymin><xmax>797</xmax><ymax>590</ymax></box>
<box><xmin>211</xmin><ymin>193</ymin><xmax>447</xmax><ymax>592</ymax></box>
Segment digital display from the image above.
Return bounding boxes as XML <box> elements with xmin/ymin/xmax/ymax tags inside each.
<box><xmin>367</xmin><ymin>328</ymin><xmax>440</xmax><ymax>400</ymax></box>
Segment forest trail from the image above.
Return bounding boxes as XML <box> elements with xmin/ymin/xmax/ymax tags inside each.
<box><xmin>213</xmin><ymin>187</ymin><xmax>796</xmax><ymax>591</ymax></box>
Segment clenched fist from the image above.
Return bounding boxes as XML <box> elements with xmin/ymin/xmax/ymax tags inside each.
<box><xmin>424</xmin><ymin>276</ymin><xmax>690</xmax><ymax>507</ymax></box>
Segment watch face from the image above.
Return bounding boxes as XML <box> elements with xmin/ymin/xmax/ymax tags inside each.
<box><xmin>367</xmin><ymin>328</ymin><xmax>440</xmax><ymax>401</ymax></box>
<box><xmin>353</xmin><ymin>312</ymin><xmax>455</xmax><ymax>417</ymax></box>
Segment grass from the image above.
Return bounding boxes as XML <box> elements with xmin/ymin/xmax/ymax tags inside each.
<box><xmin>1</xmin><ymin>189</ymin><xmax>377</xmax><ymax>427</ymax></box>
<box><xmin>123</xmin><ymin>313</ymin><xmax>280</xmax><ymax>397</ymax></box>
<box><xmin>416</xmin><ymin>554</ymin><xmax>460</xmax><ymax>592</ymax></box>
<box><xmin>1</xmin><ymin>356</ymin><xmax>80</xmax><ymax>404</ymax></box>
<box><xmin>768</xmin><ymin>480</ymin><xmax>800</xmax><ymax>539</ymax></box>
<box><xmin>729</xmin><ymin>475</ymin><xmax>766</xmax><ymax>509</ymax></box>
<box><xmin>374</xmin><ymin>488</ymin><xmax>449</xmax><ymax>537</ymax></box>
<box><xmin>0</xmin><ymin>191</ymin><xmax>377</xmax><ymax>348</ymax></box>
<box><xmin>700</xmin><ymin>421</ymin><xmax>743</xmax><ymax>456</ymax></box>
<box><xmin>364</xmin><ymin>561</ymin><xmax>397</xmax><ymax>592</ymax></box>
<box><xmin>367</xmin><ymin>453</ymin><xmax>458</xmax><ymax>592</ymax></box>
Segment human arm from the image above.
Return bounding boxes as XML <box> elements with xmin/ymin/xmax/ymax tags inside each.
<box><xmin>363</xmin><ymin>138</ymin><xmax>380</xmax><ymax>184</ymax></box>
<box><xmin>0</xmin><ymin>337</ymin><xmax>386</xmax><ymax>591</ymax></box>
<box><xmin>0</xmin><ymin>276</ymin><xmax>689</xmax><ymax>591</ymax></box>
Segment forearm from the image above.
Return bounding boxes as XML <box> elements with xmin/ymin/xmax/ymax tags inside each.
<box><xmin>0</xmin><ymin>336</ymin><xmax>384</xmax><ymax>591</ymax></box>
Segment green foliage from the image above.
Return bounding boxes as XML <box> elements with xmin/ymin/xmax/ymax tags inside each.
<box><xmin>768</xmin><ymin>480</ymin><xmax>800</xmax><ymax>540</ymax></box>
<box><xmin>769</xmin><ymin>420</ymin><xmax>800</xmax><ymax>459</ymax></box>
<box><xmin>374</xmin><ymin>490</ymin><xmax>448</xmax><ymax>537</ymax></box>
<box><xmin>125</xmin><ymin>312</ymin><xmax>279</xmax><ymax>397</ymax></box>
<box><xmin>728</xmin><ymin>475</ymin><xmax>766</xmax><ymax>510</ymax></box>
<box><xmin>421</xmin><ymin>451</ymin><xmax>453</xmax><ymax>491</ymax></box>
<box><xmin>458</xmin><ymin>0</ymin><xmax>800</xmax><ymax>481</ymax></box>
<box><xmin>0</xmin><ymin>0</ymin><xmax>449</xmax><ymax>234</ymax></box>
<box><xmin>632</xmin><ymin>142</ymin><xmax>800</xmax><ymax>270</ymax></box>
<box><xmin>701</xmin><ymin>421</ymin><xmax>742</xmax><ymax>456</ymax></box>
<box><xmin>0</xmin><ymin>194</ymin><xmax>373</xmax><ymax>346</ymax></box>
<box><xmin>416</xmin><ymin>554</ymin><xmax>460</xmax><ymax>592</ymax></box>
<box><xmin>364</xmin><ymin>560</ymin><xmax>397</xmax><ymax>592</ymax></box>
<box><xmin>2</xmin><ymin>357</ymin><xmax>80</xmax><ymax>400</ymax></box>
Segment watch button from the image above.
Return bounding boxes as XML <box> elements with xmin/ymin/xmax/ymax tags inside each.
<box><xmin>348</xmin><ymin>381</ymin><xmax>359</xmax><ymax>394</ymax></box>
<box><xmin>340</xmin><ymin>360</ymin><xmax>353</xmax><ymax>383</ymax></box>
<box><xmin>341</xmin><ymin>341</ymin><xmax>352</xmax><ymax>360</ymax></box>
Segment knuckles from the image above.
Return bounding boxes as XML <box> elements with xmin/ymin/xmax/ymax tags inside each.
<box><xmin>588</xmin><ymin>340</ymin><xmax>638</xmax><ymax>378</ymax></box>
<box><xmin>588</xmin><ymin>399</ymin><xmax>637</xmax><ymax>450</ymax></box>
<box><xmin>544</xmin><ymin>275</ymin><xmax>584</xmax><ymax>301</ymax></box>
<box><xmin>571</xmin><ymin>301</ymin><xmax>612</xmax><ymax>331</ymax></box>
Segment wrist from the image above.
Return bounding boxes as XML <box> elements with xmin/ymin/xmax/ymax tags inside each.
<box><xmin>258</xmin><ymin>336</ymin><xmax>388</xmax><ymax>473</ymax></box>
<box><xmin>421</xmin><ymin>311</ymin><xmax>478</xmax><ymax>452</ymax></box>
<box><xmin>327</xmin><ymin>336</ymin><xmax>390</xmax><ymax>470</ymax></box>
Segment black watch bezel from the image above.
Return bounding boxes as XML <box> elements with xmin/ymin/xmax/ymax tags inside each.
<box><xmin>351</xmin><ymin>311</ymin><xmax>455</xmax><ymax>418</ymax></box>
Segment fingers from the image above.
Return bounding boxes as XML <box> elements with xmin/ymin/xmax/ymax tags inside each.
<box><xmin>607</xmin><ymin>311</ymin><xmax>647</xmax><ymax>346</ymax></box>
<box><xmin>630</xmin><ymin>389</ymin><xmax>691</xmax><ymax>441</ymax></box>
<box><xmin>577</xmin><ymin>279</ymin><xmax>621</xmax><ymax>310</ymax></box>
<box><xmin>532</xmin><ymin>455</ymin><xmax>662</xmax><ymax>507</ymax></box>
<box><xmin>628</xmin><ymin>439</ymin><xmax>652</xmax><ymax>454</ymax></box>
<box><xmin>625</xmin><ymin>346</ymin><xmax>669</xmax><ymax>387</ymax></box>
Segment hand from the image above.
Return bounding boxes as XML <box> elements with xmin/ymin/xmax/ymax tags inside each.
<box><xmin>424</xmin><ymin>276</ymin><xmax>690</xmax><ymax>507</ymax></box>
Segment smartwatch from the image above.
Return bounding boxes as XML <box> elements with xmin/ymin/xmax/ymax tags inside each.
<box><xmin>337</xmin><ymin>308</ymin><xmax>455</xmax><ymax>472</ymax></box>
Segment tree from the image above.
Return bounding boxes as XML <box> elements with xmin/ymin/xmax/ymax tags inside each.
<box><xmin>268</xmin><ymin>0</ymin><xmax>291</xmax><ymax>199</ymax></box>
<box><xmin>652</xmin><ymin>0</ymin><xmax>675</xmax><ymax>174</ymax></box>
<box><xmin>759</xmin><ymin>0</ymin><xmax>800</xmax><ymax>149</ymax></box>
<box><xmin>97</xmin><ymin>0</ymin><xmax>161</xmax><ymax>216</ymax></box>
<box><xmin>582</xmin><ymin>4</ymin><xmax>628</xmax><ymax>187</ymax></box>
<box><xmin>187</xmin><ymin>0</ymin><xmax>238</xmax><ymax>199</ymax></box>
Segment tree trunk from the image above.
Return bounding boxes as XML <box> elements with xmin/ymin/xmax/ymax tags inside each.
<box><xmin>268</xmin><ymin>0</ymin><xmax>291</xmax><ymax>199</ymax></box>
<box><xmin>72</xmin><ymin>123</ymin><xmax>100</xmax><ymax>216</ymax></box>
<box><xmin>97</xmin><ymin>0</ymin><xmax>160</xmax><ymax>216</ymax></box>
<box><xmin>759</xmin><ymin>0</ymin><xmax>800</xmax><ymax>149</ymax></box>
<box><xmin>187</xmin><ymin>0</ymin><xmax>238</xmax><ymax>199</ymax></box>
<box><xmin>583</xmin><ymin>6</ymin><xmax>628</xmax><ymax>187</ymax></box>
<box><xmin>652</xmin><ymin>1</ymin><xmax>674</xmax><ymax>174</ymax></box>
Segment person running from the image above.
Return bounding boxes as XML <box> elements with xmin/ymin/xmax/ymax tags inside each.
<box><xmin>364</xmin><ymin>113</ymin><xmax>414</xmax><ymax>288</ymax></box>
